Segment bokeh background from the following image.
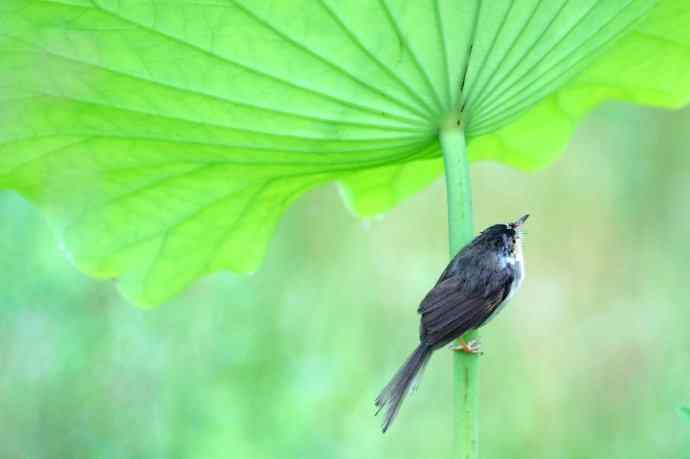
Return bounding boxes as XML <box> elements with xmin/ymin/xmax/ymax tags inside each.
<box><xmin>1</xmin><ymin>102</ymin><xmax>690</xmax><ymax>459</ymax></box>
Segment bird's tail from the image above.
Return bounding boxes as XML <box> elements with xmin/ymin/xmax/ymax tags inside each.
<box><xmin>375</xmin><ymin>343</ymin><xmax>432</xmax><ymax>433</ymax></box>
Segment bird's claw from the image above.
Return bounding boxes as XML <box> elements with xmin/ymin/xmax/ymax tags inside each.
<box><xmin>449</xmin><ymin>338</ymin><xmax>483</xmax><ymax>355</ymax></box>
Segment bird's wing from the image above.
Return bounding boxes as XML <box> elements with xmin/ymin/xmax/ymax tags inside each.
<box><xmin>418</xmin><ymin>271</ymin><xmax>513</xmax><ymax>348</ymax></box>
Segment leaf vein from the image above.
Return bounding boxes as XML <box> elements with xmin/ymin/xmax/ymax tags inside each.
<box><xmin>231</xmin><ymin>0</ymin><xmax>432</xmax><ymax>122</ymax></box>
<box><xmin>85</xmin><ymin>0</ymin><xmax>427</xmax><ymax>127</ymax></box>
<box><xmin>318</xmin><ymin>0</ymin><xmax>438</xmax><ymax>119</ymax></box>
<box><xmin>379</xmin><ymin>0</ymin><xmax>444</xmax><ymax>116</ymax></box>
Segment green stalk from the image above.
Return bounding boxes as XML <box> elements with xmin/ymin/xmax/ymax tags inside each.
<box><xmin>440</xmin><ymin>117</ymin><xmax>478</xmax><ymax>459</ymax></box>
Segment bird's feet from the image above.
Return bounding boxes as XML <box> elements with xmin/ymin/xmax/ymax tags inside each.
<box><xmin>450</xmin><ymin>338</ymin><xmax>482</xmax><ymax>355</ymax></box>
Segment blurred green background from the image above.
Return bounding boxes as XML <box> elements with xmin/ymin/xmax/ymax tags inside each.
<box><xmin>1</xmin><ymin>103</ymin><xmax>690</xmax><ymax>459</ymax></box>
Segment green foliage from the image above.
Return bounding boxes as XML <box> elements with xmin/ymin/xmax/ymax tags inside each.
<box><xmin>682</xmin><ymin>406</ymin><xmax>690</xmax><ymax>423</ymax></box>
<box><xmin>1</xmin><ymin>0</ymin><xmax>689</xmax><ymax>305</ymax></box>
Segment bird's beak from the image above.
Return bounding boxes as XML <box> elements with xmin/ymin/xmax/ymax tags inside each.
<box><xmin>513</xmin><ymin>214</ymin><xmax>529</xmax><ymax>228</ymax></box>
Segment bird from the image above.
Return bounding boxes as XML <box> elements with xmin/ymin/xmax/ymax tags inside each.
<box><xmin>375</xmin><ymin>214</ymin><xmax>529</xmax><ymax>432</ymax></box>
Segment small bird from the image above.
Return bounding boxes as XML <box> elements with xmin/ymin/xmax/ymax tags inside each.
<box><xmin>375</xmin><ymin>214</ymin><xmax>529</xmax><ymax>432</ymax></box>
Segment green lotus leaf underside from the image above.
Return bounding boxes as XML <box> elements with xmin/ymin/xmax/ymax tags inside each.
<box><xmin>1</xmin><ymin>0</ymin><xmax>689</xmax><ymax>305</ymax></box>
